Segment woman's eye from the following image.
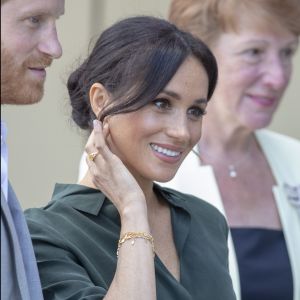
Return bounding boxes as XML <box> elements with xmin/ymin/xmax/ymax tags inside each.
<box><xmin>188</xmin><ymin>106</ymin><xmax>206</xmax><ymax>119</ymax></box>
<box><xmin>152</xmin><ymin>98</ymin><xmax>171</xmax><ymax>110</ymax></box>
<box><xmin>28</xmin><ymin>16</ymin><xmax>41</xmax><ymax>25</ymax></box>
<box><xmin>247</xmin><ymin>48</ymin><xmax>263</xmax><ymax>57</ymax></box>
<box><xmin>241</xmin><ymin>47</ymin><xmax>264</xmax><ymax>63</ymax></box>
<box><xmin>282</xmin><ymin>47</ymin><xmax>296</xmax><ymax>58</ymax></box>
<box><xmin>252</xmin><ymin>49</ymin><xmax>261</xmax><ymax>55</ymax></box>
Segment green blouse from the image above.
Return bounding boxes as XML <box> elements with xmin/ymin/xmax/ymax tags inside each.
<box><xmin>25</xmin><ymin>183</ymin><xmax>236</xmax><ymax>300</ymax></box>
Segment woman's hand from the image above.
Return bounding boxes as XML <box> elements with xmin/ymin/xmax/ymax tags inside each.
<box><xmin>81</xmin><ymin>120</ymin><xmax>155</xmax><ymax>300</ymax></box>
<box><xmin>85</xmin><ymin>120</ymin><xmax>146</xmax><ymax>216</ymax></box>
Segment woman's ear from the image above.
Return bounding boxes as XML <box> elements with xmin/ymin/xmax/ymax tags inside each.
<box><xmin>89</xmin><ymin>83</ymin><xmax>110</xmax><ymax>118</ymax></box>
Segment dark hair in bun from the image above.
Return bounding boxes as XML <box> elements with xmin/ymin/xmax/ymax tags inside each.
<box><xmin>67</xmin><ymin>16</ymin><xmax>218</xmax><ymax>130</ymax></box>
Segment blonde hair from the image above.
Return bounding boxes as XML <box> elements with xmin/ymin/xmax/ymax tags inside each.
<box><xmin>169</xmin><ymin>0</ymin><xmax>300</xmax><ymax>46</ymax></box>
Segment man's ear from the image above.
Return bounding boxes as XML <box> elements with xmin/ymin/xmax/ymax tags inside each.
<box><xmin>89</xmin><ymin>83</ymin><xmax>110</xmax><ymax>118</ymax></box>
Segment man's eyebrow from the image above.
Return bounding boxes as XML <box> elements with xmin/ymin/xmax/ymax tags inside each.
<box><xmin>161</xmin><ymin>89</ymin><xmax>207</xmax><ymax>104</ymax></box>
<box><xmin>21</xmin><ymin>7</ymin><xmax>65</xmax><ymax>18</ymax></box>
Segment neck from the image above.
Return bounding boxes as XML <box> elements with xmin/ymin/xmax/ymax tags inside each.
<box><xmin>196</xmin><ymin>111</ymin><xmax>261</xmax><ymax>179</ymax></box>
<box><xmin>79</xmin><ymin>171</ymin><xmax>163</xmax><ymax>214</ymax></box>
<box><xmin>200</xmin><ymin>113</ymin><xmax>257</xmax><ymax>156</ymax></box>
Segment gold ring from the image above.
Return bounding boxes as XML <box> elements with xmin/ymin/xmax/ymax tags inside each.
<box><xmin>88</xmin><ymin>151</ymin><xmax>99</xmax><ymax>161</ymax></box>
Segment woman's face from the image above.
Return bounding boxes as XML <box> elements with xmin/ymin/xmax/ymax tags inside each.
<box><xmin>210</xmin><ymin>19</ymin><xmax>298</xmax><ymax>130</ymax></box>
<box><xmin>106</xmin><ymin>56</ymin><xmax>209</xmax><ymax>184</ymax></box>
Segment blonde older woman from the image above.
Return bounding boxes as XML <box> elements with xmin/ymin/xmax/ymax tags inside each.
<box><xmin>165</xmin><ymin>1</ymin><xmax>300</xmax><ymax>300</ymax></box>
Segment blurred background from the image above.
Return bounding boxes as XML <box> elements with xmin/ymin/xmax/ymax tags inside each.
<box><xmin>2</xmin><ymin>0</ymin><xmax>299</xmax><ymax>209</ymax></box>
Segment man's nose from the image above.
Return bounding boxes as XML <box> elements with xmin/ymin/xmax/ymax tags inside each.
<box><xmin>38</xmin><ymin>26</ymin><xmax>62</xmax><ymax>59</ymax></box>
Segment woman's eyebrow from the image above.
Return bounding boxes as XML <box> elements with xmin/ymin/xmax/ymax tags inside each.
<box><xmin>162</xmin><ymin>89</ymin><xmax>207</xmax><ymax>104</ymax></box>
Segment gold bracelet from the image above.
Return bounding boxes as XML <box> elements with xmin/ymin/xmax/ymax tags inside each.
<box><xmin>117</xmin><ymin>232</ymin><xmax>155</xmax><ymax>257</ymax></box>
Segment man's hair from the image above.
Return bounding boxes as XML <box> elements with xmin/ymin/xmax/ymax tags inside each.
<box><xmin>169</xmin><ymin>0</ymin><xmax>300</xmax><ymax>46</ymax></box>
<box><xmin>68</xmin><ymin>16</ymin><xmax>218</xmax><ymax>130</ymax></box>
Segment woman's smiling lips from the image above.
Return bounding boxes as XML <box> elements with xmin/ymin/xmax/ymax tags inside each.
<box><xmin>150</xmin><ymin>143</ymin><xmax>184</xmax><ymax>163</ymax></box>
<box><xmin>247</xmin><ymin>94</ymin><xmax>277</xmax><ymax>107</ymax></box>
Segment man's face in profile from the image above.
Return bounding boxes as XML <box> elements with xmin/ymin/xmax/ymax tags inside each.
<box><xmin>1</xmin><ymin>0</ymin><xmax>65</xmax><ymax>105</ymax></box>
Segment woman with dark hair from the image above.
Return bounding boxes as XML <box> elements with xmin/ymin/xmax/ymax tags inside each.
<box><xmin>25</xmin><ymin>16</ymin><xmax>235</xmax><ymax>300</ymax></box>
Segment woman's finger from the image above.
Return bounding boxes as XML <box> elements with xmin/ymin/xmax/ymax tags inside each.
<box><xmin>103</xmin><ymin>122</ymin><xmax>110</xmax><ymax>141</ymax></box>
<box><xmin>85</xmin><ymin>120</ymin><xmax>105</xmax><ymax>155</ymax></box>
<box><xmin>93</xmin><ymin>119</ymin><xmax>108</xmax><ymax>150</ymax></box>
<box><xmin>84</xmin><ymin>129</ymin><xmax>95</xmax><ymax>154</ymax></box>
<box><xmin>93</xmin><ymin>119</ymin><xmax>112</xmax><ymax>160</ymax></box>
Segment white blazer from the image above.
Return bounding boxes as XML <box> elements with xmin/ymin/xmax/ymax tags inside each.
<box><xmin>163</xmin><ymin>129</ymin><xmax>300</xmax><ymax>300</ymax></box>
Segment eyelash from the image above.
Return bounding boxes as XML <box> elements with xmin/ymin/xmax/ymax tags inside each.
<box><xmin>152</xmin><ymin>98</ymin><xmax>206</xmax><ymax>120</ymax></box>
<box><xmin>188</xmin><ymin>106</ymin><xmax>207</xmax><ymax>119</ymax></box>
<box><xmin>27</xmin><ymin>16</ymin><xmax>41</xmax><ymax>26</ymax></box>
<box><xmin>244</xmin><ymin>47</ymin><xmax>296</xmax><ymax>62</ymax></box>
<box><xmin>152</xmin><ymin>98</ymin><xmax>171</xmax><ymax>110</ymax></box>
<box><xmin>247</xmin><ymin>48</ymin><xmax>263</xmax><ymax>56</ymax></box>
<box><xmin>281</xmin><ymin>47</ymin><xmax>296</xmax><ymax>58</ymax></box>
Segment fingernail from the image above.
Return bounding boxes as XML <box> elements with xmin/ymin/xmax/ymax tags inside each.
<box><xmin>93</xmin><ymin>119</ymin><xmax>101</xmax><ymax>132</ymax></box>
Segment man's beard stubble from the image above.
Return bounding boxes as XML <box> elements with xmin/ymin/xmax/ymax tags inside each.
<box><xmin>1</xmin><ymin>47</ymin><xmax>52</xmax><ymax>105</ymax></box>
